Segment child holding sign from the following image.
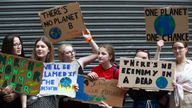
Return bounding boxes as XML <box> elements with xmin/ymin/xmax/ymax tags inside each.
<box><xmin>127</xmin><ymin>40</ymin><xmax>169</xmax><ymax>108</ymax></box>
<box><xmin>27</xmin><ymin>37</ymin><xmax>56</xmax><ymax>108</ymax></box>
<box><xmin>87</xmin><ymin>44</ymin><xmax>119</xmax><ymax>108</ymax></box>
<box><xmin>58</xmin><ymin>29</ymin><xmax>99</xmax><ymax>108</ymax></box>
<box><xmin>0</xmin><ymin>34</ymin><xmax>25</xmax><ymax>108</ymax></box>
<box><xmin>88</xmin><ymin>44</ymin><xmax>119</xmax><ymax>80</ymax></box>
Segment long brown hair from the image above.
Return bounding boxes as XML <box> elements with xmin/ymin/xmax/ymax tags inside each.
<box><xmin>32</xmin><ymin>37</ymin><xmax>54</xmax><ymax>62</ymax></box>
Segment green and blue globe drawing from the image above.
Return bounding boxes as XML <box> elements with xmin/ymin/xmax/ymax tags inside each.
<box><xmin>60</xmin><ymin>77</ymin><xmax>72</xmax><ymax>87</ymax></box>
<box><xmin>156</xmin><ymin>76</ymin><xmax>168</xmax><ymax>89</ymax></box>
<box><xmin>154</xmin><ymin>15</ymin><xmax>175</xmax><ymax>36</ymax></box>
<box><xmin>49</xmin><ymin>27</ymin><xmax>62</xmax><ymax>39</ymax></box>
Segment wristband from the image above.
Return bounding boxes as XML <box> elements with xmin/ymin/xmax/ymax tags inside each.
<box><xmin>85</xmin><ymin>37</ymin><xmax>92</xmax><ymax>43</ymax></box>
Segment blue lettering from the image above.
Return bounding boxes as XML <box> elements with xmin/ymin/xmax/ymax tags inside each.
<box><xmin>52</xmin><ymin>71</ymin><xmax>57</xmax><ymax>76</ymax></box>
<box><xmin>42</xmin><ymin>79</ymin><xmax>54</xmax><ymax>85</ymax></box>
<box><xmin>44</xmin><ymin>71</ymin><xmax>67</xmax><ymax>77</ymax></box>
<box><xmin>67</xmin><ymin>64</ymin><xmax>70</xmax><ymax>69</ymax></box>
<box><xmin>62</xmin><ymin>72</ymin><xmax>67</xmax><ymax>76</ymax></box>
<box><xmin>68</xmin><ymin>71</ymin><xmax>76</xmax><ymax>76</ymax></box>
<box><xmin>54</xmin><ymin>64</ymin><xmax>60</xmax><ymax>70</ymax></box>
<box><xmin>44</xmin><ymin>64</ymin><xmax>52</xmax><ymax>70</ymax></box>
<box><xmin>63</xmin><ymin>64</ymin><xmax>70</xmax><ymax>70</ymax></box>
<box><xmin>41</xmin><ymin>86</ymin><xmax>45</xmax><ymax>90</ymax></box>
<box><xmin>40</xmin><ymin>86</ymin><xmax>58</xmax><ymax>91</ymax></box>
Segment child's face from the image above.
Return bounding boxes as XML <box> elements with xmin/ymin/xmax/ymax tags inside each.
<box><xmin>135</xmin><ymin>51</ymin><xmax>149</xmax><ymax>60</ymax></box>
<box><xmin>61</xmin><ymin>46</ymin><xmax>75</xmax><ymax>62</ymax></box>
<box><xmin>35</xmin><ymin>40</ymin><xmax>49</xmax><ymax>58</ymax></box>
<box><xmin>98</xmin><ymin>47</ymin><xmax>111</xmax><ymax>64</ymax></box>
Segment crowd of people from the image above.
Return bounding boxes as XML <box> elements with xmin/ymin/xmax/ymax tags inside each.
<box><xmin>0</xmin><ymin>29</ymin><xmax>192</xmax><ymax>108</ymax></box>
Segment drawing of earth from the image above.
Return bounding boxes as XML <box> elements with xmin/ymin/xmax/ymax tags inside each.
<box><xmin>156</xmin><ymin>76</ymin><xmax>168</xmax><ymax>89</ymax></box>
<box><xmin>49</xmin><ymin>27</ymin><xmax>62</xmax><ymax>39</ymax></box>
<box><xmin>154</xmin><ymin>15</ymin><xmax>175</xmax><ymax>36</ymax></box>
<box><xmin>60</xmin><ymin>77</ymin><xmax>72</xmax><ymax>87</ymax></box>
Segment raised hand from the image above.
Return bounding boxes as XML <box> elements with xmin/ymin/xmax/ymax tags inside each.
<box><xmin>157</xmin><ymin>39</ymin><xmax>164</xmax><ymax>48</ymax></box>
<box><xmin>82</xmin><ymin>29</ymin><xmax>92</xmax><ymax>42</ymax></box>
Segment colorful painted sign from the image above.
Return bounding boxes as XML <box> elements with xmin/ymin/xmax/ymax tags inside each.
<box><xmin>145</xmin><ymin>7</ymin><xmax>188</xmax><ymax>42</ymax></box>
<box><xmin>0</xmin><ymin>52</ymin><xmax>44</xmax><ymax>95</ymax></box>
<box><xmin>39</xmin><ymin>2</ymin><xmax>86</xmax><ymax>43</ymax></box>
<box><xmin>118</xmin><ymin>57</ymin><xmax>175</xmax><ymax>91</ymax></box>
<box><xmin>76</xmin><ymin>75</ymin><xmax>125</xmax><ymax>107</ymax></box>
<box><xmin>39</xmin><ymin>62</ymin><xmax>78</xmax><ymax>98</ymax></box>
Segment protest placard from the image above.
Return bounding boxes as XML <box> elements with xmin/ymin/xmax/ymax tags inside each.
<box><xmin>39</xmin><ymin>2</ymin><xmax>86</xmax><ymax>43</ymax></box>
<box><xmin>145</xmin><ymin>7</ymin><xmax>188</xmax><ymax>42</ymax></box>
<box><xmin>118</xmin><ymin>57</ymin><xmax>175</xmax><ymax>91</ymax></box>
<box><xmin>39</xmin><ymin>62</ymin><xmax>78</xmax><ymax>98</ymax></box>
<box><xmin>0</xmin><ymin>52</ymin><xmax>44</xmax><ymax>95</ymax></box>
<box><xmin>76</xmin><ymin>75</ymin><xmax>125</xmax><ymax>107</ymax></box>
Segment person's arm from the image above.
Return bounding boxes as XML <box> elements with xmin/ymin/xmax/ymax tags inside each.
<box><xmin>21</xmin><ymin>94</ymin><xmax>27</xmax><ymax>108</ymax></box>
<box><xmin>153</xmin><ymin>39</ymin><xmax>164</xmax><ymax>60</ymax></box>
<box><xmin>83</xmin><ymin>29</ymin><xmax>99</xmax><ymax>54</ymax></box>
<box><xmin>78</xmin><ymin>29</ymin><xmax>99</xmax><ymax>68</ymax></box>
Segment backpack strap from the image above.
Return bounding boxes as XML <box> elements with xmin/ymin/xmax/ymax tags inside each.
<box><xmin>113</xmin><ymin>66</ymin><xmax>117</xmax><ymax>79</ymax></box>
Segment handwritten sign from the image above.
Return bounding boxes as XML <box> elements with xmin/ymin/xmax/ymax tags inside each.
<box><xmin>0</xmin><ymin>52</ymin><xmax>44</xmax><ymax>95</ymax></box>
<box><xmin>39</xmin><ymin>2</ymin><xmax>86</xmax><ymax>43</ymax></box>
<box><xmin>76</xmin><ymin>75</ymin><xmax>124</xmax><ymax>107</ymax></box>
<box><xmin>39</xmin><ymin>62</ymin><xmax>78</xmax><ymax>98</ymax></box>
<box><xmin>118</xmin><ymin>57</ymin><xmax>175</xmax><ymax>91</ymax></box>
<box><xmin>145</xmin><ymin>7</ymin><xmax>188</xmax><ymax>42</ymax></box>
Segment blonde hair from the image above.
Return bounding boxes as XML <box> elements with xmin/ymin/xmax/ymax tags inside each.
<box><xmin>58</xmin><ymin>44</ymin><xmax>73</xmax><ymax>62</ymax></box>
<box><xmin>58</xmin><ymin>44</ymin><xmax>73</xmax><ymax>54</ymax></box>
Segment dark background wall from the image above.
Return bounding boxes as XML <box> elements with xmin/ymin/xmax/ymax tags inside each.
<box><xmin>0</xmin><ymin>0</ymin><xmax>192</xmax><ymax>107</ymax></box>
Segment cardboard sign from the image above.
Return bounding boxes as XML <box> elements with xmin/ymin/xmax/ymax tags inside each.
<box><xmin>39</xmin><ymin>62</ymin><xmax>78</xmax><ymax>98</ymax></box>
<box><xmin>39</xmin><ymin>2</ymin><xmax>86</xmax><ymax>43</ymax></box>
<box><xmin>0</xmin><ymin>52</ymin><xmax>44</xmax><ymax>95</ymax></box>
<box><xmin>118</xmin><ymin>57</ymin><xmax>175</xmax><ymax>91</ymax></box>
<box><xmin>145</xmin><ymin>7</ymin><xmax>188</xmax><ymax>42</ymax></box>
<box><xmin>76</xmin><ymin>75</ymin><xmax>125</xmax><ymax>107</ymax></box>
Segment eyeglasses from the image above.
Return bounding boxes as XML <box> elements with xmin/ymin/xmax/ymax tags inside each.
<box><xmin>63</xmin><ymin>50</ymin><xmax>75</xmax><ymax>55</ymax></box>
<box><xmin>172</xmin><ymin>46</ymin><xmax>185</xmax><ymax>50</ymax></box>
<box><xmin>13</xmin><ymin>43</ymin><xmax>21</xmax><ymax>47</ymax></box>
